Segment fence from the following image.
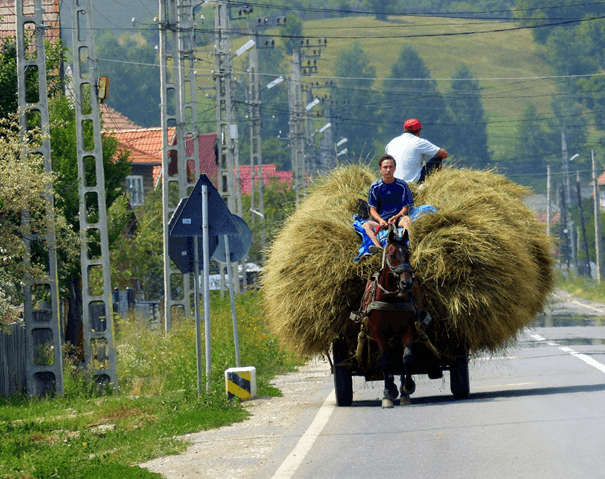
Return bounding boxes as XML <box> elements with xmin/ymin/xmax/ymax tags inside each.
<box><xmin>1</xmin><ymin>322</ymin><xmax>27</xmax><ymax>398</ymax></box>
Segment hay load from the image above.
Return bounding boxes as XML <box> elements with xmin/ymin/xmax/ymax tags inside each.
<box><xmin>261</xmin><ymin>165</ymin><xmax>555</xmax><ymax>358</ymax></box>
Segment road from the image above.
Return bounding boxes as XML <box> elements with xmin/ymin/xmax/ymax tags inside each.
<box><xmin>143</xmin><ymin>290</ymin><xmax>605</xmax><ymax>478</ymax></box>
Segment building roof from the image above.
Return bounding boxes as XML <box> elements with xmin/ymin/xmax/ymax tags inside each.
<box><xmin>100</xmin><ymin>104</ymin><xmax>142</xmax><ymax>132</ymax></box>
<box><xmin>0</xmin><ymin>1</ymin><xmax>61</xmax><ymax>44</ymax></box>
<box><xmin>596</xmin><ymin>170</ymin><xmax>605</xmax><ymax>186</ymax></box>
<box><xmin>239</xmin><ymin>164</ymin><xmax>293</xmax><ymax>194</ymax></box>
<box><xmin>113</xmin><ymin>126</ymin><xmax>292</xmax><ymax>193</ymax></box>
<box><xmin>536</xmin><ymin>211</ymin><xmax>561</xmax><ymax>225</ymax></box>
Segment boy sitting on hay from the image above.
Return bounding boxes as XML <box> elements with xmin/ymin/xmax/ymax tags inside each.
<box><xmin>361</xmin><ymin>154</ymin><xmax>414</xmax><ymax>252</ymax></box>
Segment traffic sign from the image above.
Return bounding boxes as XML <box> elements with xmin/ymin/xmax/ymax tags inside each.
<box><xmin>169</xmin><ymin>174</ymin><xmax>238</xmax><ymax>237</ymax></box>
<box><xmin>212</xmin><ymin>215</ymin><xmax>252</xmax><ymax>263</ymax></box>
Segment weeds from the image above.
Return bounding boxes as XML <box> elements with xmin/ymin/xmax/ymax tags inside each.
<box><xmin>0</xmin><ymin>290</ymin><xmax>304</xmax><ymax>478</ymax></box>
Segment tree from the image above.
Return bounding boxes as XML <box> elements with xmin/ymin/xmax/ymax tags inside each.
<box><xmin>382</xmin><ymin>45</ymin><xmax>452</xmax><ymax>149</ymax></box>
<box><xmin>95</xmin><ymin>29</ymin><xmax>161</xmax><ymax>127</ymax></box>
<box><xmin>362</xmin><ymin>0</ymin><xmax>398</xmax><ymax>21</ymax></box>
<box><xmin>446</xmin><ymin>63</ymin><xmax>490</xmax><ymax>166</ymax></box>
<box><xmin>512</xmin><ymin>102</ymin><xmax>557</xmax><ymax>170</ymax></box>
<box><xmin>0</xmin><ymin>114</ymin><xmax>76</xmax><ymax>330</ymax></box>
<box><xmin>109</xmin><ymin>189</ymin><xmax>164</xmax><ymax>300</ymax></box>
<box><xmin>331</xmin><ymin>41</ymin><xmax>379</xmax><ymax>161</ymax></box>
<box><xmin>279</xmin><ymin>14</ymin><xmax>304</xmax><ymax>54</ymax></box>
<box><xmin>0</xmin><ymin>36</ymin><xmax>65</xmax><ymax>119</ymax></box>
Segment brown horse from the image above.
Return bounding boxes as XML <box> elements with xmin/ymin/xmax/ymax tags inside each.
<box><xmin>358</xmin><ymin>226</ymin><xmax>433</xmax><ymax>408</ymax></box>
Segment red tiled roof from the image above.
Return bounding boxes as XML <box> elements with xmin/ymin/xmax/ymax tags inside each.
<box><xmin>111</xmin><ymin>128</ymin><xmax>167</xmax><ymax>165</ymax></box>
<box><xmin>0</xmin><ymin>1</ymin><xmax>61</xmax><ymax>43</ymax></box>
<box><xmin>536</xmin><ymin>211</ymin><xmax>560</xmax><ymax>224</ymax></box>
<box><xmin>101</xmin><ymin>104</ymin><xmax>142</xmax><ymax>132</ymax></box>
<box><xmin>113</xmin><ymin>127</ymin><xmax>291</xmax><ymax>192</ymax></box>
<box><xmin>597</xmin><ymin>170</ymin><xmax>605</xmax><ymax>186</ymax></box>
<box><xmin>239</xmin><ymin>165</ymin><xmax>292</xmax><ymax>194</ymax></box>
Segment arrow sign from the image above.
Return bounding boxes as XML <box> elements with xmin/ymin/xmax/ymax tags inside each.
<box><xmin>169</xmin><ymin>174</ymin><xmax>238</xmax><ymax>237</ymax></box>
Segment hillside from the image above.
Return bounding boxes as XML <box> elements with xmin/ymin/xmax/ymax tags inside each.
<box><xmin>299</xmin><ymin>15</ymin><xmax>557</xmax><ymax>158</ymax></box>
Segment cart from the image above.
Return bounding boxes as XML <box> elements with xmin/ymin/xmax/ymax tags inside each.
<box><xmin>331</xmin><ymin>322</ymin><xmax>470</xmax><ymax>406</ymax></box>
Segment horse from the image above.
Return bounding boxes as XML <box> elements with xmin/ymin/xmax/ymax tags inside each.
<box><xmin>356</xmin><ymin>225</ymin><xmax>436</xmax><ymax>408</ymax></box>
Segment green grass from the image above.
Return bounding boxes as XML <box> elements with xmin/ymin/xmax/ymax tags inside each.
<box><xmin>556</xmin><ymin>271</ymin><xmax>605</xmax><ymax>304</ymax></box>
<box><xmin>0</xmin><ymin>291</ymin><xmax>304</xmax><ymax>479</ymax></box>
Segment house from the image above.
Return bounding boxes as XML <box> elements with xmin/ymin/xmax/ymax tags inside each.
<box><xmin>0</xmin><ymin>1</ymin><xmax>61</xmax><ymax>43</ymax></box>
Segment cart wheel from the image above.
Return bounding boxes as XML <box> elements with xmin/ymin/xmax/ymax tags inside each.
<box><xmin>450</xmin><ymin>355</ymin><xmax>470</xmax><ymax>399</ymax></box>
<box><xmin>332</xmin><ymin>340</ymin><xmax>353</xmax><ymax>407</ymax></box>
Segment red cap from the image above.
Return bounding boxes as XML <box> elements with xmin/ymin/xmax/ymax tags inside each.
<box><xmin>404</xmin><ymin>118</ymin><xmax>422</xmax><ymax>131</ymax></box>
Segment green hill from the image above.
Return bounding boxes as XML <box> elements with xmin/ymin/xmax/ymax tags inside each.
<box><xmin>298</xmin><ymin>15</ymin><xmax>557</xmax><ymax>160</ymax></box>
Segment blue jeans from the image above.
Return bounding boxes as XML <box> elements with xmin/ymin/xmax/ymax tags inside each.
<box><xmin>418</xmin><ymin>156</ymin><xmax>442</xmax><ymax>183</ymax></box>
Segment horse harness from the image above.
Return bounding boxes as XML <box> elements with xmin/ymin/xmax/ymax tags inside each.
<box><xmin>349</xmin><ymin>267</ymin><xmax>440</xmax><ymax>365</ymax></box>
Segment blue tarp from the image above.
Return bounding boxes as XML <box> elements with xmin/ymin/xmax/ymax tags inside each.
<box><xmin>352</xmin><ymin>205</ymin><xmax>438</xmax><ymax>263</ymax></box>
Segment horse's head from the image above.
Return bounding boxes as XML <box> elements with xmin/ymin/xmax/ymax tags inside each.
<box><xmin>383</xmin><ymin>226</ymin><xmax>414</xmax><ymax>294</ymax></box>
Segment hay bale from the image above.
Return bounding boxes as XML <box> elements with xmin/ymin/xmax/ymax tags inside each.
<box><xmin>261</xmin><ymin>165</ymin><xmax>555</xmax><ymax>357</ymax></box>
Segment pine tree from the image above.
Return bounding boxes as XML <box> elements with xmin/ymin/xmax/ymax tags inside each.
<box><xmin>382</xmin><ymin>45</ymin><xmax>451</xmax><ymax>149</ymax></box>
<box><xmin>447</xmin><ymin>63</ymin><xmax>490</xmax><ymax>167</ymax></box>
<box><xmin>331</xmin><ymin>42</ymin><xmax>379</xmax><ymax>160</ymax></box>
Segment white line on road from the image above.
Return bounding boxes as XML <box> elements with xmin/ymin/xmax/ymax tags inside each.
<box><xmin>531</xmin><ymin>334</ymin><xmax>605</xmax><ymax>374</ymax></box>
<box><xmin>271</xmin><ymin>389</ymin><xmax>336</xmax><ymax>479</ymax></box>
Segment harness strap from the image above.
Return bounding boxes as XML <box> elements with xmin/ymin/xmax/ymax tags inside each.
<box><xmin>365</xmin><ymin>300</ymin><xmax>417</xmax><ymax>314</ymax></box>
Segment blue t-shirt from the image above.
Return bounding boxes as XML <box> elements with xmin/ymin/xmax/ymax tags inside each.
<box><xmin>367</xmin><ymin>178</ymin><xmax>413</xmax><ymax>220</ymax></box>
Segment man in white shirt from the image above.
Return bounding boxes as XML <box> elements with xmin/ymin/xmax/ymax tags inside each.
<box><xmin>385</xmin><ymin>118</ymin><xmax>448</xmax><ymax>184</ymax></box>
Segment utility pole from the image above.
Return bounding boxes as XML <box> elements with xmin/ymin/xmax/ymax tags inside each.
<box><xmin>546</xmin><ymin>165</ymin><xmax>551</xmax><ymax>238</ymax></box>
<box><xmin>305</xmin><ymin>89</ymin><xmax>318</xmax><ymax>177</ymax></box>
<box><xmin>159</xmin><ymin>0</ymin><xmax>194</xmax><ymax>330</ymax></box>
<box><xmin>576</xmin><ymin>171</ymin><xmax>591</xmax><ymax>276</ymax></box>
<box><xmin>71</xmin><ymin>0</ymin><xmax>117</xmax><ymax>387</ymax></box>
<box><xmin>16</xmin><ymin>0</ymin><xmax>64</xmax><ymax>396</ymax></box>
<box><xmin>562</xmin><ymin>131</ymin><xmax>571</xmax><ymax>207</ymax></box>
<box><xmin>319</xmin><ymin>105</ymin><xmax>335</xmax><ymax>174</ymax></box>
<box><xmin>559</xmin><ymin>184</ymin><xmax>569</xmax><ymax>269</ymax></box>
<box><xmin>247</xmin><ymin>25</ymin><xmax>265</xmax><ymax>261</ymax></box>
<box><xmin>593</xmin><ymin>150</ymin><xmax>602</xmax><ymax>282</ymax></box>
<box><xmin>289</xmin><ymin>49</ymin><xmax>305</xmax><ymax>206</ymax></box>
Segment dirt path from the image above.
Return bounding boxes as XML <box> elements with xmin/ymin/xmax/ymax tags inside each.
<box><xmin>140</xmin><ymin>357</ymin><xmax>332</xmax><ymax>479</ymax></box>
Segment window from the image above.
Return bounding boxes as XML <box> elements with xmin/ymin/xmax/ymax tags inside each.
<box><xmin>126</xmin><ymin>176</ymin><xmax>144</xmax><ymax>206</ymax></box>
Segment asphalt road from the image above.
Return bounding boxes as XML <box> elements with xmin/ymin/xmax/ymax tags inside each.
<box><xmin>251</xmin><ymin>290</ymin><xmax>605</xmax><ymax>479</ymax></box>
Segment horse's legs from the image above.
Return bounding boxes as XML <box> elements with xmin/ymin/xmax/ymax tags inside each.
<box><xmin>399</xmin><ymin>329</ymin><xmax>415</xmax><ymax>404</ymax></box>
<box><xmin>381</xmin><ymin>347</ymin><xmax>399</xmax><ymax>408</ymax></box>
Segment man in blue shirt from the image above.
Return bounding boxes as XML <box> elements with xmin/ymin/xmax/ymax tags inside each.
<box><xmin>363</xmin><ymin>154</ymin><xmax>414</xmax><ymax>251</ymax></box>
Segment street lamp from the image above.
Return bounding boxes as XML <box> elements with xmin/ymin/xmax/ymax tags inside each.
<box><xmin>234</xmin><ymin>39</ymin><xmax>256</xmax><ymax>58</ymax></box>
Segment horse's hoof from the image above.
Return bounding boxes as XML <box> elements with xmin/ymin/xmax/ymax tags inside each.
<box><xmin>400</xmin><ymin>394</ymin><xmax>412</xmax><ymax>406</ymax></box>
<box><xmin>401</xmin><ymin>380</ymin><xmax>416</xmax><ymax>396</ymax></box>
<box><xmin>382</xmin><ymin>398</ymin><xmax>395</xmax><ymax>408</ymax></box>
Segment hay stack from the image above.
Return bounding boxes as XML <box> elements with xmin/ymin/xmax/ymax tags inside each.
<box><xmin>261</xmin><ymin>165</ymin><xmax>555</xmax><ymax>357</ymax></box>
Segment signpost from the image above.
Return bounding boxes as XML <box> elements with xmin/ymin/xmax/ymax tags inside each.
<box><xmin>169</xmin><ymin>174</ymin><xmax>251</xmax><ymax>394</ymax></box>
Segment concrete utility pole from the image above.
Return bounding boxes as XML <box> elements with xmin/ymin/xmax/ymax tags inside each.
<box><xmin>546</xmin><ymin>165</ymin><xmax>551</xmax><ymax>238</ymax></box>
<box><xmin>593</xmin><ymin>150</ymin><xmax>602</xmax><ymax>282</ymax></box>
<box><xmin>71</xmin><ymin>0</ymin><xmax>117</xmax><ymax>387</ymax></box>
<box><xmin>214</xmin><ymin>0</ymin><xmax>244</xmax><ymax>292</ymax></box>
<box><xmin>559</xmin><ymin>184</ymin><xmax>569</xmax><ymax>269</ymax></box>
<box><xmin>159</xmin><ymin>0</ymin><xmax>195</xmax><ymax>330</ymax></box>
<box><xmin>319</xmin><ymin>105</ymin><xmax>334</xmax><ymax>174</ymax></box>
<box><xmin>562</xmin><ymin>131</ymin><xmax>571</xmax><ymax>208</ymax></box>
<box><xmin>16</xmin><ymin>0</ymin><xmax>64</xmax><ymax>396</ymax></box>
<box><xmin>576</xmin><ymin>171</ymin><xmax>591</xmax><ymax>275</ymax></box>
<box><xmin>289</xmin><ymin>50</ymin><xmax>305</xmax><ymax>206</ymax></box>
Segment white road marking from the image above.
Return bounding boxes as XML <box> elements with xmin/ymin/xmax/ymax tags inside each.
<box><xmin>531</xmin><ymin>334</ymin><xmax>605</xmax><ymax>374</ymax></box>
<box><xmin>271</xmin><ymin>389</ymin><xmax>336</xmax><ymax>479</ymax></box>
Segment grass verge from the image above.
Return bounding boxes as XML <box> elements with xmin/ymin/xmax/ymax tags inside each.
<box><xmin>0</xmin><ymin>291</ymin><xmax>304</xmax><ymax>479</ymax></box>
<box><xmin>555</xmin><ymin>270</ymin><xmax>605</xmax><ymax>303</ymax></box>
